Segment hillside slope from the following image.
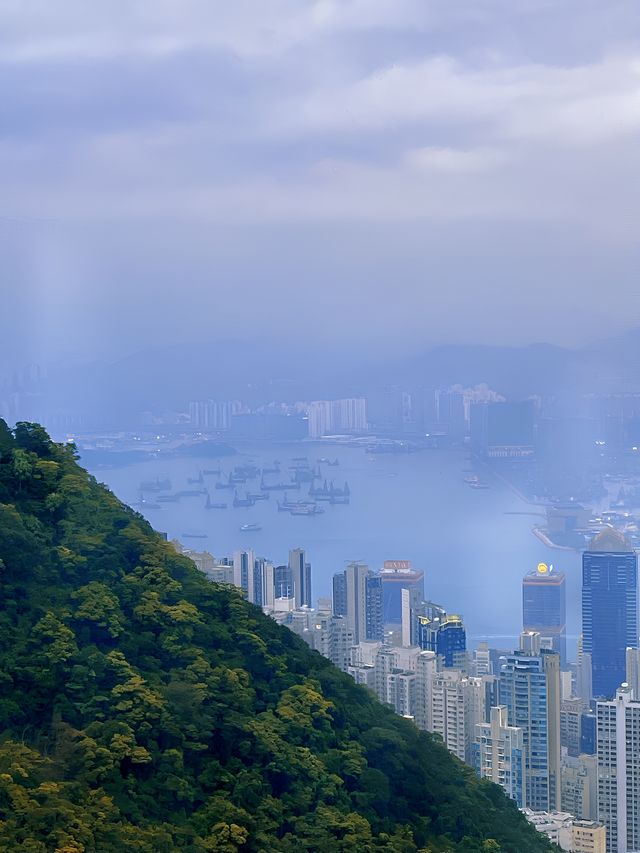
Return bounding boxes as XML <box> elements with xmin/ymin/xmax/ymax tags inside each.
<box><xmin>0</xmin><ymin>421</ymin><xmax>555</xmax><ymax>852</ymax></box>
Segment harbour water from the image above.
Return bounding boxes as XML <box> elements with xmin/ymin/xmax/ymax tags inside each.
<box><xmin>86</xmin><ymin>444</ymin><xmax>581</xmax><ymax>652</ymax></box>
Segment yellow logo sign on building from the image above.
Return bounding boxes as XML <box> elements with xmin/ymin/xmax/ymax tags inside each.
<box><xmin>537</xmin><ymin>562</ymin><xmax>549</xmax><ymax>574</ymax></box>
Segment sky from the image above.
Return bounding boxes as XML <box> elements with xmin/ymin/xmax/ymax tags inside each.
<box><xmin>2</xmin><ymin>0</ymin><xmax>640</xmax><ymax>372</ymax></box>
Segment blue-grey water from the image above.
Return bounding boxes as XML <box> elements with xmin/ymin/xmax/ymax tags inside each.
<box><xmin>86</xmin><ymin>445</ymin><xmax>581</xmax><ymax>653</ymax></box>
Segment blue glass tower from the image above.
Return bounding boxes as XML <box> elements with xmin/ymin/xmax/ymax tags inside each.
<box><xmin>582</xmin><ymin>528</ymin><xmax>637</xmax><ymax>699</ymax></box>
<box><xmin>436</xmin><ymin>615</ymin><xmax>467</xmax><ymax>669</ymax></box>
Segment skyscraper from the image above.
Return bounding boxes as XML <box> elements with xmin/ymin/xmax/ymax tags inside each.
<box><xmin>523</xmin><ymin>563</ymin><xmax>567</xmax><ymax>665</ymax></box>
<box><xmin>436</xmin><ymin>614</ymin><xmax>467</xmax><ymax>670</ymax></box>
<box><xmin>596</xmin><ymin>684</ymin><xmax>640</xmax><ymax>853</ymax></box>
<box><xmin>289</xmin><ymin>547</ymin><xmax>311</xmax><ymax>609</ymax></box>
<box><xmin>379</xmin><ymin>560</ymin><xmax>424</xmax><ymax>628</ymax></box>
<box><xmin>499</xmin><ymin>633</ymin><xmax>561</xmax><ymax>811</ymax></box>
<box><xmin>365</xmin><ymin>574</ymin><xmax>384</xmax><ymax>641</ymax></box>
<box><xmin>582</xmin><ymin>529</ymin><xmax>637</xmax><ymax>699</ymax></box>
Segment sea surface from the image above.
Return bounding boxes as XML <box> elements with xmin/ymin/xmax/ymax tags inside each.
<box><xmin>85</xmin><ymin>444</ymin><xmax>581</xmax><ymax>654</ymax></box>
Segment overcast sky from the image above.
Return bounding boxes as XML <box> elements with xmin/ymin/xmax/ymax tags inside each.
<box><xmin>2</xmin><ymin>0</ymin><xmax>640</xmax><ymax>371</ymax></box>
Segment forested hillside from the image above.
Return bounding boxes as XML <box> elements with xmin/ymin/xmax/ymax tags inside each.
<box><xmin>0</xmin><ymin>421</ymin><xmax>555</xmax><ymax>852</ymax></box>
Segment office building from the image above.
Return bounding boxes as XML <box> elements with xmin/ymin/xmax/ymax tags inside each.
<box><xmin>582</xmin><ymin>529</ymin><xmax>637</xmax><ymax>699</ymax></box>
<box><xmin>596</xmin><ymin>684</ymin><xmax>640</xmax><ymax>853</ymax></box>
<box><xmin>289</xmin><ymin>548</ymin><xmax>311</xmax><ymax>609</ymax></box>
<box><xmin>436</xmin><ymin>614</ymin><xmax>467</xmax><ymax>670</ymax></box>
<box><xmin>523</xmin><ymin>563</ymin><xmax>567</xmax><ymax>665</ymax></box>
<box><xmin>499</xmin><ymin>633</ymin><xmax>561</xmax><ymax>811</ymax></box>
<box><xmin>473</xmin><ymin>705</ymin><xmax>526</xmax><ymax>807</ymax></box>
<box><xmin>379</xmin><ymin>561</ymin><xmax>425</xmax><ymax>627</ymax></box>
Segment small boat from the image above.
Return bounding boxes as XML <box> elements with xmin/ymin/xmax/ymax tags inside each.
<box><xmin>290</xmin><ymin>504</ymin><xmax>324</xmax><ymax>516</ymax></box>
<box><xmin>262</xmin><ymin>461</ymin><xmax>281</xmax><ymax>475</ymax></box>
<box><xmin>240</xmin><ymin>523</ymin><xmax>262</xmax><ymax>532</ymax></box>
<box><xmin>233</xmin><ymin>491</ymin><xmax>256</xmax><ymax>508</ymax></box>
<box><xmin>175</xmin><ymin>489</ymin><xmax>207</xmax><ymax>498</ymax></box>
<box><xmin>187</xmin><ymin>471</ymin><xmax>205</xmax><ymax>484</ymax></box>
<box><xmin>157</xmin><ymin>494</ymin><xmax>180</xmax><ymax>503</ymax></box>
<box><xmin>247</xmin><ymin>492</ymin><xmax>270</xmax><ymax>501</ymax></box>
<box><xmin>203</xmin><ymin>468</ymin><xmax>221</xmax><ymax>476</ymax></box>
<box><xmin>205</xmin><ymin>493</ymin><xmax>227</xmax><ymax>510</ymax></box>
<box><xmin>327</xmin><ymin>459</ymin><xmax>339</xmax><ymax>466</ymax></box>
<box><xmin>182</xmin><ymin>532</ymin><xmax>208</xmax><ymax>539</ymax></box>
<box><xmin>139</xmin><ymin>476</ymin><xmax>171</xmax><ymax>491</ymax></box>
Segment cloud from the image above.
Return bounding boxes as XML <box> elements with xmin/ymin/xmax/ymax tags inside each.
<box><xmin>2</xmin><ymin>0</ymin><xmax>640</xmax><ymax>362</ymax></box>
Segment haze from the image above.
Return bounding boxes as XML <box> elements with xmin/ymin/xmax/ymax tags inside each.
<box><xmin>2</xmin><ymin>0</ymin><xmax>640</xmax><ymax>373</ymax></box>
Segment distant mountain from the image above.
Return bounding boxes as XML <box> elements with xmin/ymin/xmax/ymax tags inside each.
<box><xmin>0</xmin><ymin>421</ymin><xmax>556</xmax><ymax>851</ymax></box>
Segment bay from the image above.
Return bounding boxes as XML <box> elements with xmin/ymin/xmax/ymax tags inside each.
<box><xmin>86</xmin><ymin>444</ymin><xmax>581</xmax><ymax>653</ymax></box>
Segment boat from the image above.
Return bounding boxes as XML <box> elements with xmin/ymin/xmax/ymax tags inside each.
<box><xmin>234</xmin><ymin>464</ymin><xmax>260</xmax><ymax>479</ymax></box>
<box><xmin>205</xmin><ymin>493</ymin><xmax>227</xmax><ymax>510</ymax></box>
<box><xmin>175</xmin><ymin>489</ymin><xmax>207</xmax><ymax>497</ymax></box>
<box><xmin>233</xmin><ymin>491</ymin><xmax>256</xmax><ymax>508</ymax></box>
<box><xmin>260</xmin><ymin>478</ymin><xmax>300</xmax><ymax>491</ymax></box>
<box><xmin>157</xmin><ymin>494</ymin><xmax>180</xmax><ymax>503</ymax></box>
<box><xmin>327</xmin><ymin>459</ymin><xmax>339</xmax><ymax>466</ymax></box>
<box><xmin>262</xmin><ymin>461</ymin><xmax>280</xmax><ymax>475</ymax></box>
<box><xmin>182</xmin><ymin>532</ymin><xmax>208</xmax><ymax>539</ymax></box>
<box><xmin>290</xmin><ymin>504</ymin><xmax>324</xmax><ymax>516</ymax></box>
<box><xmin>310</xmin><ymin>480</ymin><xmax>350</xmax><ymax>500</ymax></box>
<box><xmin>247</xmin><ymin>492</ymin><xmax>270</xmax><ymax>501</ymax></box>
<box><xmin>202</xmin><ymin>467</ymin><xmax>221</xmax><ymax>476</ymax></box>
<box><xmin>139</xmin><ymin>476</ymin><xmax>171</xmax><ymax>491</ymax></box>
<box><xmin>240</xmin><ymin>523</ymin><xmax>262</xmax><ymax>532</ymax></box>
<box><xmin>215</xmin><ymin>474</ymin><xmax>235</xmax><ymax>490</ymax></box>
<box><xmin>187</xmin><ymin>471</ymin><xmax>204</xmax><ymax>484</ymax></box>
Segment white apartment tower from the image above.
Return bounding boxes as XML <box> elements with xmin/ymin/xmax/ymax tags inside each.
<box><xmin>597</xmin><ymin>684</ymin><xmax>640</xmax><ymax>853</ymax></box>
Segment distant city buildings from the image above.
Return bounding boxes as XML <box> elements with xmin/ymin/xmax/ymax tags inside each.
<box><xmin>306</xmin><ymin>398</ymin><xmax>367</xmax><ymax>438</ymax></box>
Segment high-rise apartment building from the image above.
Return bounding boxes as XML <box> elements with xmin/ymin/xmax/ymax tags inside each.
<box><xmin>473</xmin><ymin>705</ymin><xmax>526</xmax><ymax>807</ymax></box>
<box><xmin>274</xmin><ymin>563</ymin><xmax>294</xmax><ymax>599</ymax></box>
<box><xmin>596</xmin><ymin>683</ymin><xmax>640</xmax><ymax>853</ymax></box>
<box><xmin>289</xmin><ymin>548</ymin><xmax>311</xmax><ymax>609</ymax></box>
<box><xmin>499</xmin><ymin>633</ymin><xmax>561</xmax><ymax>811</ymax></box>
<box><xmin>625</xmin><ymin>647</ymin><xmax>640</xmax><ymax>699</ymax></box>
<box><xmin>582</xmin><ymin>529</ymin><xmax>637</xmax><ymax>699</ymax></box>
<box><xmin>365</xmin><ymin>574</ymin><xmax>384</xmax><ymax>641</ymax></box>
<box><xmin>523</xmin><ymin>563</ymin><xmax>567</xmax><ymax>665</ymax></box>
<box><xmin>335</xmin><ymin>562</ymin><xmax>370</xmax><ymax>645</ymax></box>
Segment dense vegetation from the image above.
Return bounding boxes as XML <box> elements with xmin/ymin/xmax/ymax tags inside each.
<box><xmin>0</xmin><ymin>421</ymin><xmax>556</xmax><ymax>852</ymax></box>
